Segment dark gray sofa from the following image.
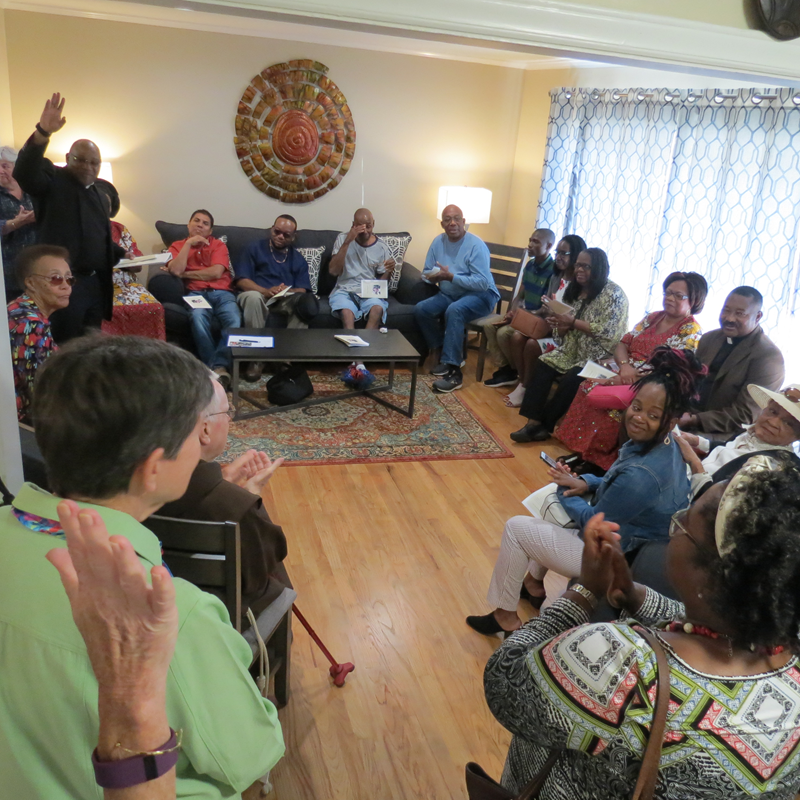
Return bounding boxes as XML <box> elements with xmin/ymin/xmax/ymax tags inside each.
<box><xmin>149</xmin><ymin>221</ymin><xmax>435</xmax><ymax>358</ymax></box>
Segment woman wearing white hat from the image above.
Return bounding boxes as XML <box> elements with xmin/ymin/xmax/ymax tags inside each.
<box><xmin>677</xmin><ymin>383</ymin><xmax>800</xmax><ymax>495</ymax></box>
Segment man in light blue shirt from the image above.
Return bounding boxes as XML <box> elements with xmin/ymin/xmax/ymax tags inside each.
<box><xmin>415</xmin><ymin>204</ymin><xmax>499</xmax><ymax>392</ymax></box>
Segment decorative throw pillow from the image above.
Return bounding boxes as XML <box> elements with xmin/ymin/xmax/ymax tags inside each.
<box><xmin>376</xmin><ymin>234</ymin><xmax>412</xmax><ymax>293</ymax></box>
<box><xmin>297</xmin><ymin>245</ymin><xmax>326</xmax><ymax>295</ymax></box>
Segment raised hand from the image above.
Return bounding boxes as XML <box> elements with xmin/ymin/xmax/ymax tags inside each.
<box><xmin>39</xmin><ymin>93</ymin><xmax>67</xmax><ymax>135</ymax></box>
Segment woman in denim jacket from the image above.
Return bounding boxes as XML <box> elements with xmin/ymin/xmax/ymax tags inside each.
<box><xmin>468</xmin><ymin>347</ymin><xmax>706</xmax><ymax>636</ymax></box>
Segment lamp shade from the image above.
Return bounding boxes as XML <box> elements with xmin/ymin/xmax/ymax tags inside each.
<box><xmin>54</xmin><ymin>162</ymin><xmax>113</xmax><ymax>183</ymax></box>
<box><xmin>437</xmin><ymin>186</ymin><xmax>492</xmax><ymax>224</ymax></box>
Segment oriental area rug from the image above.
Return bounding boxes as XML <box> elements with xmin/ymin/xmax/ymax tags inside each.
<box><xmin>223</xmin><ymin>373</ymin><xmax>512</xmax><ymax>466</ymax></box>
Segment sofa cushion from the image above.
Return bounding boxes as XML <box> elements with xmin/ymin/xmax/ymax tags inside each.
<box><xmin>296</xmin><ymin>246</ymin><xmax>326</xmax><ymax>294</ymax></box>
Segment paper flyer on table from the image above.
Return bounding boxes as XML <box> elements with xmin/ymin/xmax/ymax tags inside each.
<box><xmin>334</xmin><ymin>335</ymin><xmax>369</xmax><ymax>347</ymax></box>
<box><xmin>227</xmin><ymin>334</ymin><xmax>274</xmax><ymax>348</ymax></box>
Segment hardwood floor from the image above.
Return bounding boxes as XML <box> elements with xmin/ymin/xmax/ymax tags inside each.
<box><xmin>262</xmin><ymin>354</ymin><xmax>569</xmax><ymax>799</ymax></box>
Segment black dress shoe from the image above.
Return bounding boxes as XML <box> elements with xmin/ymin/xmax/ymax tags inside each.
<box><xmin>510</xmin><ymin>421</ymin><xmax>546</xmax><ymax>443</ymax></box>
<box><xmin>519</xmin><ymin>584</ymin><xmax>545</xmax><ymax>609</ymax></box>
<box><xmin>466</xmin><ymin>613</ymin><xmax>518</xmax><ymax>637</ymax></box>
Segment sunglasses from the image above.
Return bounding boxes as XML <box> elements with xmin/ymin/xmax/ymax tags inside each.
<box><xmin>271</xmin><ymin>228</ymin><xmax>295</xmax><ymax>240</ymax></box>
<box><xmin>33</xmin><ymin>273</ymin><xmax>76</xmax><ymax>286</ymax></box>
<box><xmin>784</xmin><ymin>388</ymin><xmax>800</xmax><ymax>403</ymax></box>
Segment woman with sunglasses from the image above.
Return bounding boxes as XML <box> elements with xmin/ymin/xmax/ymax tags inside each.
<box><xmin>8</xmin><ymin>244</ymin><xmax>73</xmax><ymax>423</ymax></box>
<box><xmin>553</xmin><ymin>271</ymin><xmax>707</xmax><ymax>472</ymax></box>
<box><xmin>481</xmin><ymin>452</ymin><xmax>800</xmax><ymax>799</ymax></box>
<box><xmin>468</xmin><ymin>347</ymin><xmax>704</xmax><ymax>635</ymax></box>
<box><xmin>510</xmin><ymin>248</ymin><xmax>629</xmax><ymax>442</ymax></box>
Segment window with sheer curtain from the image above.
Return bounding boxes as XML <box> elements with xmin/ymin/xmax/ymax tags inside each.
<box><xmin>537</xmin><ymin>87</ymin><xmax>800</xmax><ymax>379</ymax></box>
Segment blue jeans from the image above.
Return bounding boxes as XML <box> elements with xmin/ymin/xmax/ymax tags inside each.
<box><xmin>188</xmin><ymin>290</ymin><xmax>242</xmax><ymax>369</ymax></box>
<box><xmin>414</xmin><ymin>290</ymin><xmax>496</xmax><ymax>367</ymax></box>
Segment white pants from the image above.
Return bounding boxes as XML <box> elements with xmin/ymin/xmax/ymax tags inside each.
<box><xmin>487</xmin><ymin>515</ymin><xmax>584</xmax><ymax>612</ymax></box>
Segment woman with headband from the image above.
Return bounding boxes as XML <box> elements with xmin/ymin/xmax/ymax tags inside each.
<box><xmin>480</xmin><ymin>452</ymin><xmax>800</xmax><ymax>799</ymax></box>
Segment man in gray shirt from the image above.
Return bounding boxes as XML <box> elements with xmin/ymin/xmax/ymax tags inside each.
<box><xmin>328</xmin><ymin>207</ymin><xmax>394</xmax><ymax>329</ymax></box>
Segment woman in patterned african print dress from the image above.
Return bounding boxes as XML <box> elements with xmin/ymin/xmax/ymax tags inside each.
<box><xmin>8</xmin><ymin>245</ymin><xmax>72</xmax><ymax>423</ymax></box>
<box><xmin>482</xmin><ymin>454</ymin><xmax>800</xmax><ymax>799</ymax></box>
<box><xmin>555</xmin><ymin>272</ymin><xmax>707</xmax><ymax>471</ymax></box>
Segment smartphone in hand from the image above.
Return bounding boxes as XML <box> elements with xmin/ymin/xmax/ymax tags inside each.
<box><xmin>540</xmin><ymin>451</ymin><xmax>558</xmax><ymax>469</ymax></box>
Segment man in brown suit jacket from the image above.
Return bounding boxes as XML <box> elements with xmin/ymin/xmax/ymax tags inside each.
<box><xmin>680</xmin><ymin>286</ymin><xmax>784</xmax><ymax>439</ymax></box>
<box><xmin>159</xmin><ymin>377</ymin><xmax>291</xmax><ymax>627</ymax></box>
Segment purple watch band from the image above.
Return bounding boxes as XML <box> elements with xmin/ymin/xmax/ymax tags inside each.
<box><xmin>92</xmin><ymin>729</ymin><xmax>180</xmax><ymax>789</ymax></box>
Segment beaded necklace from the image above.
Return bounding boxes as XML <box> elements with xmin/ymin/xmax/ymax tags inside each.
<box><xmin>664</xmin><ymin>620</ymin><xmax>786</xmax><ymax>658</ymax></box>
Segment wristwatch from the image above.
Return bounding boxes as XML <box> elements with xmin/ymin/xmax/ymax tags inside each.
<box><xmin>568</xmin><ymin>583</ymin><xmax>598</xmax><ymax>610</ymax></box>
<box><xmin>92</xmin><ymin>729</ymin><xmax>181</xmax><ymax>789</ymax></box>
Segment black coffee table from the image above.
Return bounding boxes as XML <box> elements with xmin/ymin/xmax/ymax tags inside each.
<box><xmin>226</xmin><ymin>328</ymin><xmax>421</xmax><ymax>420</ymax></box>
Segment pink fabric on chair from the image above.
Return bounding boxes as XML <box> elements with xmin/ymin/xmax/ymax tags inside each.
<box><xmin>585</xmin><ymin>383</ymin><xmax>637</xmax><ymax>411</ymax></box>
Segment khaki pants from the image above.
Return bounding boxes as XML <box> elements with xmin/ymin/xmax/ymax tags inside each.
<box><xmin>237</xmin><ymin>290</ymin><xmax>309</xmax><ymax>329</ymax></box>
<box><xmin>481</xmin><ymin>322</ymin><xmax>516</xmax><ymax>370</ymax></box>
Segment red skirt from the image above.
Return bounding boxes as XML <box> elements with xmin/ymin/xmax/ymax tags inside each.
<box><xmin>101</xmin><ymin>303</ymin><xmax>166</xmax><ymax>340</ymax></box>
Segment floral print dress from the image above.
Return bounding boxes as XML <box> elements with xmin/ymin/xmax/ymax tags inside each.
<box><xmin>555</xmin><ymin>311</ymin><xmax>702</xmax><ymax>470</ymax></box>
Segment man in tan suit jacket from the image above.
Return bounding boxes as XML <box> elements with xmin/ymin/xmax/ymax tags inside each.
<box><xmin>680</xmin><ymin>286</ymin><xmax>784</xmax><ymax>439</ymax></box>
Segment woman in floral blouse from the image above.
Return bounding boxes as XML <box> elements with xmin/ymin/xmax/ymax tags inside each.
<box><xmin>481</xmin><ymin>453</ymin><xmax>800</xmax><ymax>800</ymax></box>
<box><xmin>555</xmin><ymin>272</ymin><xmax>707</xmax><ymax>471</ymax></box>
<box><xmin>511</xmin><ymin>247</ymin><xmax>629</xmax><ymax>443</ymax></box>
<box><xmin>8</xmin><ymin>245</ymin><xmax>72</xmax><ymax>422</ymax></box>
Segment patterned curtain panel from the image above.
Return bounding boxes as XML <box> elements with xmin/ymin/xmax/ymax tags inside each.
<box><xmin>537</xmin><ymin>88</ymin><xmax>800</xmax><ymax>368</ymax></box>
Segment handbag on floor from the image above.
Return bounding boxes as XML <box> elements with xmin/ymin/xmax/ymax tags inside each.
<box><xmin>266</xmin><ymin>364</ymin><xmax>313</xmax><ymax>406</ymax></box>
<box><xmin>465</xmin><ymin>626</ymin><xmax>670</xmax><ymax>800</ymax></box>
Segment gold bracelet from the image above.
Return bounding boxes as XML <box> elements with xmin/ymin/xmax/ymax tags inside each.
<box><xmin>114</xmin><ymin>728</ymin><xmax>183</xmax><ymax>758</ymax></box>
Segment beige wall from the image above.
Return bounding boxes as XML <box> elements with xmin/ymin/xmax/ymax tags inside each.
<box><xmin>5</xmin><ymin>11</ymin><xmax>524</xmax><ymax>265</ymax></box>
<box><xmin>0</xmin><ymin>11</ymin><xmax>13</xmax><ymax>147</ymax></box>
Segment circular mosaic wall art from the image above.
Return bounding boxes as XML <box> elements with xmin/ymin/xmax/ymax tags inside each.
<box><xmin>234</xmin><ymin>60</ymin><xmax>356</xmax><ymax>204</ymax></box>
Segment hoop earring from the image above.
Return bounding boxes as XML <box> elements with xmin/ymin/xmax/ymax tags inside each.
<box><xmin>664</xmin><ymin>434</ymin><xmax>671</xmax><ymax>445</ymax></box>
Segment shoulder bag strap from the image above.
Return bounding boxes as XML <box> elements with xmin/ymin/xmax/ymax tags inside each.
<box><xmin>632</xmin><ymin>627</ymin><xmax>671</xmax><ymax>800</ymax></box>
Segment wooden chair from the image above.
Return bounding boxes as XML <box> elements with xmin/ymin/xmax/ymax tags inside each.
<box><xmin>143</xmin><ymin>514</ymin><xmax>292</xmax><ymax>707</ymax></box>
<box><xmin>466</xmin><ymin>242</ymin><xmax>527</xmax><ymax>381</ymax></box>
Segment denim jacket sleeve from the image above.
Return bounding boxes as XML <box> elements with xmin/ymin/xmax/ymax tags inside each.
<box><xmin>558</xmin><ymin>467</ymin><xmax>660</xmax><ymax>531</ymax></box>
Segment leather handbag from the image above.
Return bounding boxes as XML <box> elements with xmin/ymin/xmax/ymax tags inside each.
<box><xmin>510</xmin><ymin>309</ymin><xmax>551</xmax><ymax>341</ymax></box>
<box><xmin>266</xmin><ymin>364</ymin><xmax>314</xmax><ymax>406</ymax></box>
<box><xmin>466</xmin><ymin>626</ymin><xmax>670</xmax><ymax>800</ymax></box>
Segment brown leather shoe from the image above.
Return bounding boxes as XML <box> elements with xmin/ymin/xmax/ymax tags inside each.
<box><xmin>244</xmin><ymin>362</ymin><xmax>263</xmax><ymax>383</ymax></box>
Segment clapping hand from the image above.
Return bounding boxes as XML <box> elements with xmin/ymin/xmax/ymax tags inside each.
<box><xmin>242</xmin><ymin>453</ymin><xmax>284</xmax><ymax>496</ymax></box>
<box><xmin>547</xmin><ymin>462</ymin><xmax>589</xmax><ymax>496</ymax></box>
<box><xmin>39</xmin><ymin>93</ymin><xmax>67</xmax><ymax>135</ymax></box>
<box><xmin>12</xmin><ymin>207</ymin><xmax>36</xmax><ymax>229</ymax></box>
<box><xmin>46</xmin><ymin>500</ymin><xmax>178</xmax><ymax>702</ymax></box>
<box><xmin>576</xmin><ymin>513</ymin><xmax>621</xmax><ymax>599</ymax></box>
<box><xmin>221</xmin><ymin>448</ymin><xmax>262</xmax><ymax>486</ymax></box>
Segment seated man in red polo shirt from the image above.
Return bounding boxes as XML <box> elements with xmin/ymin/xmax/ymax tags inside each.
<box><xmin>166</xmin><ymin>209</ymin><xmax>241</xmax><ymax>387</ymax></box>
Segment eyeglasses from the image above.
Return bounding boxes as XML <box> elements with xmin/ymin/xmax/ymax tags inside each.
<box><xmin>209</xmin><ymin>407</ymin><xmax>235</xmax><ymax>421</ymax></box>
<box><xmin>271</xmin><ymin>228</ymin><xmax>295</xmax><ymax>240</ymax></box>
<box><xmin>68</xmin><ymin>155</ymin><xmax>101</xmax><ymax>169</ymax></box>
<box><xmin>663</xmin><ymin>290</ymin><xmax>689</xmax><ymax>301</ymax></box>
<box><xmin>574</xmin><ymin>263</ymin><xmax>592</xmax><ymax>272</ymax></box>
<box><xmin>555</xmin><ymin>250</ymin><xmax>571</xmax><ymax>257</ymax></box>
<box><xmin>32</xmin><ymin>273</ymin><xmax>76</xmax><ymax>286</ymax></box>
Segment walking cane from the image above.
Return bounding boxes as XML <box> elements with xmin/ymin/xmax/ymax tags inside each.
<box><xmin>292</xmin><ymin>605</ymin><xmax>355</xmax><ymax>687</ymax></box>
